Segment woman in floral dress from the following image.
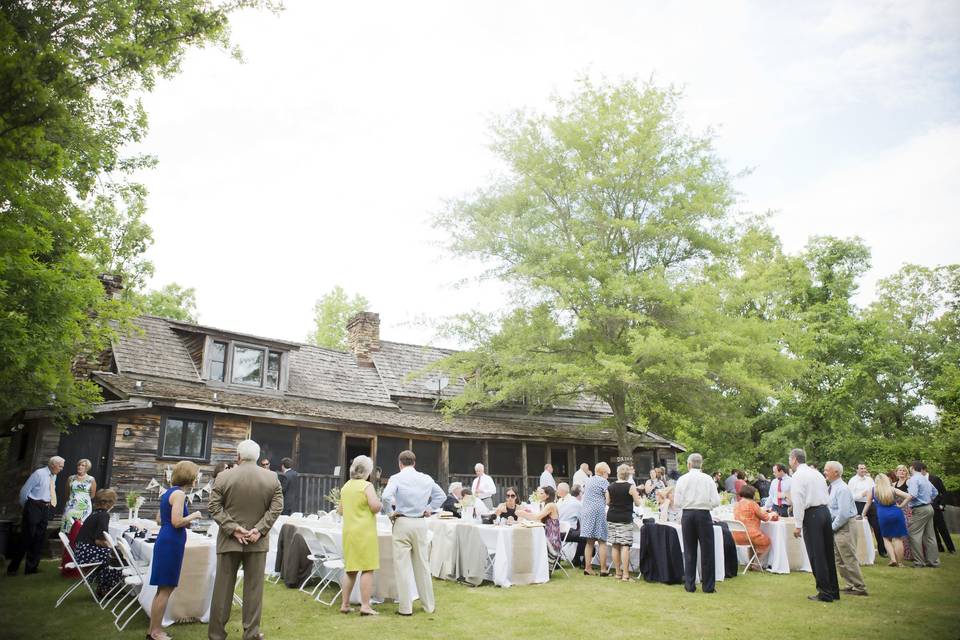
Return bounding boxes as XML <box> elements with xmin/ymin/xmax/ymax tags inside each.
<box><xmin>61</xmin><ymin>459</ymin><xmax>96</xmax><ymax>533</ymax></box>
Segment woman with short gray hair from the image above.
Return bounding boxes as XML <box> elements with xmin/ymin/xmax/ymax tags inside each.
<box><xmin>338</xmin><ymin>455</ymin><xmax>382</xmax><ymax>615</ymax></box>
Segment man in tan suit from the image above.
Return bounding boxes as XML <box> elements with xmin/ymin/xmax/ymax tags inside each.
<box><xmin>209</xmin><ymin>440</ymin><xmax>283</xmax><ymax>640</ymax></box>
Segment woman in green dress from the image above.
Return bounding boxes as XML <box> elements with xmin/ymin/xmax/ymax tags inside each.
<box><xmin>61</xmin><ymin>458</ymin><xmax>96</xmax><ymax>533</ymax></box>
<box><xmin>337</xmin><ymin>455</ymin><xmax>382</xmax><ymax>615</ymax></box>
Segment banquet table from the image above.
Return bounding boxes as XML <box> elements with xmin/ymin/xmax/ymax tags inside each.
<box><xmin>108</xmin><ymin>518</ymin><xmax>216</xmax><ymax>627</ymax></box>
<box><xmin>751</xmin><ymin>517</ymin><xmax>876</xmax><ymax>574</ymax></box>
<box><xmin>597</xmin><ymin>519</ymin><xmax>727</xmax><ymax>584</ymax></box>
<box><xmin>426</xmin><ymin>518</ymin><xmax>550</xmax><ymax>588</ymax></box>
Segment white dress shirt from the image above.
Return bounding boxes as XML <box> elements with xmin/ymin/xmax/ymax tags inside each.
<box><xmin>381</xmin><ymin>466</ymin><xmax>445</xmax><ymax>518</ymax></box>
<box><xmin>764</xmin><ymin>475</ymin><xmax>792</xmax><ymax>508</ymax></box>
<box><xmin>847</xmin><ymin>474</ymin><xmax>875</xmax><ymax>503</ymax></box>
<box><xmin>471</xmin><ymin>474</ymin><xmax>496</xmax><ymax>500</ymax></box>
<box><xmin>789</xmin><ymin>464</ymin><xmax>830</xmax><ymax>528</ymax></box>
<box><xmin>572</xmin><ymin>469</ymin><xmax>590</xmax><ymax>488</ymax></box>
<box><xmin>539</xmin><ymin>470</ymin><xmax>557</xmax><ymax>489</ymax></box>
<box><xmin>558</xmin><ymin>497</ymin><xmax>582</xmax><ymax>528</ymax></box>
<box><xmin>674</xmin><ymin>468</ymin><xmax>720</xmax><ymax>511</ymax></box>
<box><xmin>19</xmin><ymin>466</ymin><xmax>56</xmax><ymax>506</ymax></box>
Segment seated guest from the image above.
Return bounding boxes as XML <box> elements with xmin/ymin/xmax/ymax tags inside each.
<box><xmin>493</xmin><ymin>486</ymin><xmax>522</xmax><ymax>522</ymax></box>
<box><xmin>519</xmin><ymin>486</ymin><xmax>562</xmax><ymax>560</ymax></box>
<box><xmin>644</xmin><ymin>468</ymin><xmax>666</xmax><ymax>499</ymax></box>
<box><xmin>560</xmin><ymin>485</ymin><xmax>586</xmax><ymax>567</ymax></box>
<box><xmin>606</xmin><ymin>464</ymin><xmax>643</xmax><ymax>581</ymax></box>
<box><xmin>74</xmin><ymin>488</ymin><xmax>122</xmax><ymax>597</ymax></box>
<box><xmin>732</xmin><ymin>484</ymin><xmax>776</xmax><ymax>569</ymax></box>
<box><xmin>557</xmin><ymin>482</ymin><xmax>571</xmax><ymax>503</ymax></box>
<box><xmin>460</xmin><ymin>487</ymin><xmax>491</xmax><ymax>516</ymax></box>
<box><xmin>442</xmin><ymin>482</ymin><xmax>463</xmax><ymax>517</ymax></box>
<box><xmin>862</xmin><ymin>473</ymin><xmax>911</xmax><ymax>566</ymax></box>
<box><xmin>657</xmin><ymin>485</ymin><xmax>682</xmax><ymax>523</ymax></box>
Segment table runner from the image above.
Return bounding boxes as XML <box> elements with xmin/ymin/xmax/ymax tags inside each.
<box><xmin>510</xmin><ymin>526</ymin><xmax>537</xmax><ymax>585</ymax></box>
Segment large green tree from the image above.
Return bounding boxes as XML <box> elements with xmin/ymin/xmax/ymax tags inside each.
<box><xmin>435</xmin><ymin>79</ymin><xmax>795</xmax><ymax>455</ymax></box>
<box><xmin>307</xmin><ymin>286</ymin><xmax>370</xmax><ymax>350</ymax></box>
<box><xmin>0</xmin><ymin>0</ymin><xmax>272</xmax><ymax>427</ymax></box>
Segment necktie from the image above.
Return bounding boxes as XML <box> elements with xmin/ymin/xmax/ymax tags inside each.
<box><xmin>49</xmin><ymin>475</ymin><xmax>57</xmax><ymax>507</ymax></box>
<box><xmin>777</xmin><ymin>479</ymin><xmax>782</xmax><ymax>505</ymax></box>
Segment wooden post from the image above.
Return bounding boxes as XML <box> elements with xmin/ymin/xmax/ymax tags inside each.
<box><xmin>521</xmin><ymin>442</ymin><xmax>528</xmax><ymax>496</ymax></box>
<box><xmin>482</xmin><ymin>440</ymin><xmax>489</xmax><ymax>471</ymax></box>
<box><xmin>440</xmin><ymin>439</ymin><xmax>450</xmax><ymax>486</ymax></box>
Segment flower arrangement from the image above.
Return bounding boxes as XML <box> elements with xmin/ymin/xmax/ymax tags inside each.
<box><xmin>642</xmin><ymin>497</ymin><xmax>657</xmax><ymax>512</ymax></box>
<box><xmin>528</xmin><ymin>493</ymin><xmax>540</xmax><ymax>505</ymax></box>
<box><xmin>460</xmin><ymin>494</ymin><xmax>476</xmax><ymax>508</ymax></box>
<box><xmin>323</xmin><ymin>487</ymin><xmax>341</xmax><ymax>509</ymax></box>
<box><xmin>719</xmin><ymin>491</ymin><xmax>733</xmax><ymax>506</ymax></box>
<box><xmin>125</xmin><ymin>490</ymin><xmax>141</xmax><ymax>510</ymax></box>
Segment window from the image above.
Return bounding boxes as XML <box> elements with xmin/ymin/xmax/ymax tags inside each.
<box><xmin>232</xmin><ymin>346</ymin><xmax>264</xmax><ymax>386</ymax></box>
<box><xmin>160</xmin><ymin>416</ymin><xmax>209</xmax><ymax>460</ymax></box>
<box><xmin>266</xmin><ymin>351</ymin><xmax>281</xmax><ymax>389</ymax></box>
<box><xmin>209</xmin><ymin>341</ymin><xmax>227</xmax><ymax>382</ymax></box>
<box><xmin>449</xmin><ymin>439</ymin><xmax>483</xmax><ymax>474</ymax></box>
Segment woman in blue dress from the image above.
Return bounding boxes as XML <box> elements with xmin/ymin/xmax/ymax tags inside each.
<box><xmin>862</xmin><ymin>473</ymin><xmax>911</xmax><ymax>567</ymax></box>
<box><xmin>580</xmin><ymin>462</ymin><xmax>611</xmax><ymax>576</ymax></box>
<box><xmin>147</xmin><ymin>461</ymin><xmax>201</xmax><ymax>640</ymax></box>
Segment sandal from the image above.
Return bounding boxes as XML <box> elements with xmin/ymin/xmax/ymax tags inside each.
<box><xmin>599</xmin><ymin>571</ymin><xmax>610</xmax><ymax>577</ymax></box>
<box><xmin>583</xmin><ymin>570</ymin><xmax>594</xmax><ymax>576</ymax></box>
<box><xmin>360</xmin><ymin>609</ymin><xmax>379</xmax><ymax>616</ymax></box>
<box><xmin>339</xmin><ymin>607</ymin><xmax>354</xmax><ymax>614</ymax></box>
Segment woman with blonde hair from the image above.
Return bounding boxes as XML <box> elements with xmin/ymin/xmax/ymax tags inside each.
<box><xmin>61</xmin><ymin>458</ymin><xmax>96</xmax><ymax>533</ymax></box>
<box><xmin>338</xmin><ymin>455</ymin><xmax>382</xmax><ymax>615</ymax></box>
<box><xmin>892</xmin><ymin>464</ymin><xmax>914</xmax><ymax>561</ymax></box>
<box><xmin>148</xmin><ymin>461</ymin><xmax>202</xmax><ymax>640</ymax></box>
<box><xmin>581</xmin><ymin>461</ymin><xmax>611</xmax><ymax>575</ymax></box>
<box><xmin>606</xmin><ymin>464</ymin><xmax>642</xmax><ymax>581</ymax></box>
<box><xmin>862</xmin><ymin>473</ymin><xmax>911</xmax><ymax>566</ymax></box>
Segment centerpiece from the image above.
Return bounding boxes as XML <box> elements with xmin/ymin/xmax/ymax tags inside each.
<box><xmin>125</xmin><ymin>490</ymin><xmax>144</xmax><ymax>521</ymax></box>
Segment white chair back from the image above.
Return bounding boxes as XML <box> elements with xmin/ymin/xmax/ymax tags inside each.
<box><xmin>306</xmin><ymin>513</ymin><xmax>319</xmax><ymax>520</ymax></box>
<box><xmin>724</xmin><ymin>519</ymin><xmax>762</xmax><ymax>575</ymax></box>
<box><xmin>291</xmin><ymin>512</ymin><xmax>304</xmax><ymax>518</ymax></box>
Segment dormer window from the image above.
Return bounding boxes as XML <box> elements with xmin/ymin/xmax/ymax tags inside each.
<box><xmin>209</xmin><ymin>341</ymin><xmax>227</xmax><ymax>382</ymax></box>
<box><xmin>202</xmin><ymin>337</ymin><xmax>287</xmax><ymax>391</ymax></box>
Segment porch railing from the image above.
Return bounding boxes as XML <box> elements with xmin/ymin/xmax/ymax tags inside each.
<box><xmin>296</xmin><ymin>473</ymin><xmax>340</xmax><ymax>514</ymax></box>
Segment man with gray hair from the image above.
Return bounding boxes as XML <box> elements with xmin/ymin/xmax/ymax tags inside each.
<box><xmin>7</xmin><ymin>456</ymin><xmax>65</xmax><ymax>576</ymax></box>
<box><xmin>442</xmin><ymin>482</ymin><xmax>464</xmax><ymax>517</ymax></box>
<box><xmin>471</xmin><ymin>463</ymin><xmax>496</xmax><ymax>509</ymax></box>
<box><xmin>789</xmin><ymin>447</ymin><xmax>838</xmax><ymax>602</ymax></box>
<box><xmin>824</xmin><ymin>461</ymin><xmax>867</xmax><ymax>596</ymax></box>
<box><xmin>673</xmin><ymin>453</ymin><xmax>720</xmax><ymax>593</ymax></box>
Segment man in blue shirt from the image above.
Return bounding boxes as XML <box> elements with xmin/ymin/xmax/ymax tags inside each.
<box><xmin>906</xmin><ymin>460</ymin><xmax>940</xmax><ymax>568</ymax></box>
<box><xmin>7</xmin><ymin>456</ymin><xmax>65</xmax><ymax>576</ymax></box>
<box><xmin>824</xmin><ymin>461</ymin><xmax>867</xmax><ymax>596</ymax></box>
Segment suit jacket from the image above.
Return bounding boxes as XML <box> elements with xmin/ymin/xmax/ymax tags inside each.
<box><xmin>929</xmin><ymin>474</ymin><xmax>947</xmax><ymax>510</ymax></box>
<box><xmin>209</xmin><ymin>461</ymin><xmax>283</xmax><ymax>554</ymax></box>
<box><xmin>280</xmin><ymin>469</ymin><xmax>299</xmax><ymax>512</ymax></box>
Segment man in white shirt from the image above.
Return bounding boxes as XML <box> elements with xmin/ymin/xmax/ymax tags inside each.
<box><xmin>847</xmin><ymin>462</ymin><xmax>884</xmax><ymax>557</ymax></box>
<box><xmin>539</xmin><ymin>464</ymin><xmax>557</xmax><ymax>490</ymax></box>
<box><xmin>471</xmin><ymin>463</ymin><xmax>496</xmax><ymax>509</ymax></box>
<box><xmin>572</xmin><ymin>463</ymin><xmax>591</xmax><ymax>488</ymax></box>
<box><xmin>7</xmin><ymin>456</ymin><xmax>64</xmax><ymax>576</ymax></box>
<box><xmin>558</xmin><ymin>485</ymin><xmax>586</xmax><ymax>567</ymax></box>
<box><xmin>382</xmin><ymin>450</ymin><xmax>445</xmax><ymax>616</ymax></box>
<box><xmin>789</xmin><ymin>447</ymin><xmax>839</xmax><ymax>602</ymax></box>
<box><xmin>764</xmin><ymin>463</ymin><xmax>792</xmax><ymax>517</ymax></box>
<box><xmin>673</xmin><ymin>453</ymin><xmax>721</xmax><ymax>593</ymax></box>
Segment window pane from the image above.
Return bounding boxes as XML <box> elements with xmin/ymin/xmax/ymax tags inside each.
<box><xmin>210</xmin><ymin>361</ymin><xmax>225</xmax><ymax>382</ymax></box>
<box><xmin>412</xmin><ymin>440</ymin><xmax>441</xmax><ymax>480</ymax></box>
<box><xmin>232</xmin><ymin>346</ymin><xmax>263</xmax><ymax>385</ymax></box>
<box><xmin>163</xmin><ymin>419</ymin><xmax>184</xmax><ymax>456</ymax></box>
<box><xmin>266</xmin><ymin>351</ymin><xmax>281</xmax><ymax>389</ymax></box>
<box><xmin>184</xmin><ymin>420</ymin><xmax>205</xmax><ymax>458</ymax></box>
<box><xmin>449</xmin><ymin>439</ymin><xmax>482</xmax><ymax>474</ymax></box>
<box><xmin>210</xmin><ymin>341</ymin><xmax>226</xmax><ymax>381</ymax></box>
<box><xmin>251</xmin><ymin>423</ymin><xmax>295</xmax><ymax>470</ymax></box>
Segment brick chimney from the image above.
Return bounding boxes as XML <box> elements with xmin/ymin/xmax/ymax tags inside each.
<box><xmin>346</xmin><ymin>311</ymin><xmax>380</xmax><ymax>366</ymax></box>
<box><xmin>98</xmin><ymin>273</ymin><xmax>124</xmax><ymax>300</ymax></box>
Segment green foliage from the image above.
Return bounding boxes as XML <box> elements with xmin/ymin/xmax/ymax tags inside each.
<box><xmin>0</xmin><ymin>0</ymin><xmax>274</xmax><ymax>426</ymax></box>
<box><xmin>134</xmin><ymin>282</ymin><xmax>198</xmax><ymax>323</ymax></box>
<box><xmin>307</xmin><ymin>286</ymin><xmax>369</xmax><ymax>350</ymax></box>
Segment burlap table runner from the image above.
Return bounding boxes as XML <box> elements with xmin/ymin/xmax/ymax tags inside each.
<box><xmin>510</xmin><ymin>526</ymin><xmax>536</xmax><ymax>585</ymax></box>
<box><xmin>455</xmin><ymin>523</ymin><xmax>488</xmax><ymax>586</ymax></box>
<box><xmin>781</xmin><ymin>518</ymin><xmax>809</xmax><ymax>571</ymax></box>
<box><xmin>163</xmin><ymin>537</ymin><xmax>214</xmax><ymax>622</ymax></box>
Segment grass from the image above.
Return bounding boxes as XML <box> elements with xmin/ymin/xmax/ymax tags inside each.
<box><xmin>2</xmin><ymin>544</ymin><xmax>960</xmax><ymax>640</ymax></box>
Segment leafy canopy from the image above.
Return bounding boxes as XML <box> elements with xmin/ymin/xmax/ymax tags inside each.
<box><xmin>307</xmin><ymin>286</ymin><xmax>370</xmax><ymax>350</ymax></box>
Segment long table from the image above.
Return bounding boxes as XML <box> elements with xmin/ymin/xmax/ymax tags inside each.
<box><xmin>754</xmin><ymin>517</ymin><xmax>876</xmax><ymax>574</ymax></box>
<box><xmin>108</xmin><ymin>519</ymin><xmax>216</xmax><ymax>627</ymax></box>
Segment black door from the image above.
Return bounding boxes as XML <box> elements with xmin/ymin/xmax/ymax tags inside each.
<box><xmin>344</xmin><ymin>437</ymin><xmax>372</xmax><ymax>481</ymax></box>
<box><xmin>56</xmin><ymin>423</ymin><xmax>113</xmax><ymax>513</ymax></box>
<box><xmin>550</xmin><ymin>447</ymin><xmax>570</xmax><ymax>481</ymax></box>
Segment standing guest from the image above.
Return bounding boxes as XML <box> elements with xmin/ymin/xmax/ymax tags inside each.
<box><xmin>540</xmin><ymin>463</ymin><xmax>557</xmax><ymax>490</ymax></box>
<box><xmin>259</xmin><ymin>458</ymin><xmax>271</xmax><ymax>470</ymax></box>
<box><xmin>848</xmin><ymin>463</ymin><xmax>883</xmax><ymax>557</ymax></box>
<box><xmin>338</xmin><ymin>455</ymin><xmax>382</xmax><ymax>616</ymax></box>
<box><xmin>905</xmin><ymin>461</ymin><xmax>939</xmax><ymax>568</ymax></box>
<box><xmin>208</xmin><ymin>441</ymin><xmax>284</xmax><ymax>640</ymax></box>
<box><xmin>824</xmin><ymin>462</ymin><xmax>867</xmax><ymax>596</ymax></box>
<box><xmin>764</xmin><ymin>464</ymin><xmax>792</xmax><ymax>517</ymax></box>
<box><xmin>7</xmin><ymin>455</ymin><xmax>64</xmax><ymax>576</ymax></box>
<box><xmin>724</xmin><ymin>469</ymin><xmax>739</xmax><ymax>495</ymax></box>
<box><xmin>732</xmin><ymin>484</ymin><xmax>776</xmax><ymax>569</ymax></box>
<box><xmin>279</xmin><ymin>457</ymin><xmax>299</xmax><ymax>516</ymax></box>
<box><xmin>559</xmin><ymin>485</ymin><xmax>586</xmax><ymax>567</ymax></box>
<box><xmin>148</xmin><ymin>461</ymin><xmax>202</xmax><ymax>640</ymax></box>
<box><xmin>382</xmin><ymin>450</ymin><xmax>445</xmax><ymax>617</ymax></box>
<box><xmin>753</xmin><ymin>473</ymin><xmax>771</xmax><ymax>503</ymax></box>
<box><xmin>644</xmin><ymin>468</ymin><xmax>666</xmax><ymax>499</ymax></box>
<box><xmin>712</xmin><ymin>472</ymin><xmax>724</xmax><ymax>493</ymax></box>
<box><xmin>470</xmin><ymin>463</ymin><xmax>496</xmax><ymax>509</ymax></box>
<box><xmin>442</xmin><ymin>482</ymin><xmax>464</xmax><ymax>517</ymax></box>
<box><xmin>493</xmin><ymin>487</ymin><xmax>522</xmax><ymax>521</ymax></box>
<box><xmin>519</xmin><ymin>486</ymin><xmax>562</xmax><ymax>561</ymax></box>
<box><xmin>923</xmin><ymin>465</ymin><xmax>955</xmax><ymax>554</ymax></box>
<box><xmin>605</xmin><ymin>464</ymin><xmax>642</xmax><ymax>582</ymax></box>
<box><xmin>581</xmin><ymin>462</ymin><xmax>611</xmax><ymax>576</ymax></box>
<box><xmin>73</xmin><ymin>488</ymin><xmax>122</xmax><ymax>598</ymax></box>
<box><xmin>573</xmin><ymin>463</ymin><xmax>592</xmax><ymax>488</ymax></box>
<box><xmin>61</xmin><ymin>458</ymin><xmax>96</xmax><ymax>533</ymax></box>
<box><xmin>733</xmin><ymin>471</ymin><xmax>747</xmax><ymax>501</ymax></box>
<box><xmin>212</xmin><ymin>462</ymin><xmax>230</xmax><ymax>480</ymax></box>
<box><xmin>789</xmin><ymin>448</ymin><xmax>839</xmax><ymax>602</ymax></box>
<box><xmin>674</xmin><ymin>453</ymin><xmax>721</xmax><ymax>593</ymax></box>
<box><xmin>862</xmin><ymin>474</ymin><xmax>912</xmax><ymax>566</ymax></box>
<box><xmin>893</xmin><ymin>464</ymin><xmax>914</xmax><ymax>562</ymax></box>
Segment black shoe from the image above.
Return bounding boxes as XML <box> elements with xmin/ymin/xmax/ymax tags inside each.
<box><xmin>685</xmin><ymin>587</ymin><xmax>696</xmax><ymax>593</ymax></box>
<box><xmin>395</xmin><ymin>612</ymin><xmax>412</xmax><ymax>617</ymax></box>
<box><xmin>808</xmin><ymin>595</ymin><xmax>834</xmax><ymax>602</ymax></box>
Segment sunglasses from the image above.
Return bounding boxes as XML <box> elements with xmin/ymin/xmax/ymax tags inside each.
<box><xmin>260</xmin><ymin>462</ymin><xmax>270</xmax><ymax>467</ymax></box>
<box><xmin>506</xmin><ymin>493</ymin><xmax>517</xmax><ymax>498</ymax></box>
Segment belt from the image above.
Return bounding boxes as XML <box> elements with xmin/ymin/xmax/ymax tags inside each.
<box><xmin>393</xmin><ymin>513</ymin><xmax>424</xmax><ymax>519</ymax></box>
<box><xmin>27</xmin><ymin>498</ymin><xmax>51</xmax><ymax>505</ymax></box>
<box><xmin>913</xmin><ymin>503</ymin><xmax>931</xmax><ymax>509</ymax></box>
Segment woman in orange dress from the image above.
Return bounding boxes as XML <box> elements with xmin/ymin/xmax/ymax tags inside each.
<box><xmin>731</xmin><ymin>484</ymin><xmax>778</xmax><ymax>569</ymax></box>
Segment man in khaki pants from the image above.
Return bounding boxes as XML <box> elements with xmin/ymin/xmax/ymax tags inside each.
<box><xmin>209</xmin><ymin>440</ymin><xmax>284</xmax><ymax>640</ymax></box>
<box><xmin>382</xmin><ymin>450</ymin><xmax>445</xmax><ymax>616</ymax></box>
<box><xmin>824</xmin><ymin>461</ymin><xmax>867</xmax><ymax>596</ymax></box>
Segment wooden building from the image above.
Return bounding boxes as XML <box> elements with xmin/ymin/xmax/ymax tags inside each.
<box><xmin>1</xmin><ymin>312</ymin><xmax>683</xmax><ymax>517</ymax></box>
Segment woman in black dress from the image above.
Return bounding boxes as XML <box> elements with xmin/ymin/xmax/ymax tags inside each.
<box><xmin>73</xmin><ymin>488</ymin><xmax>121</xmax><ymax>597</ymax></box>
<box><xmin>493</xmin><ymin>487</ymin><xmax>521</xmax><ymax>522</ymax></box>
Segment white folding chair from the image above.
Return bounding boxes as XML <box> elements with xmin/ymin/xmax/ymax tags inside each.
<box><xmin>55</xmin><ymin>532</ymin><xmax>105</xmax><ymax>608</ymax></box>
<box><xmin>551</xmin><ymin>522</ymin><xmax>572</xmax><ymax>577</ymax></box>
<box><xmin>724</xmin><ymin>519</ymin><xmax>763</xmax><ymax>575</ymax></box>
<box><xmin>112</xmin><ymin>537</ymin><xmax>147</xmax><ymax>631</ymax></box>
<box><xmin>302</xmin><ymin>530</ymin><xmax>344</xmax><ymax>606</ymax></box>
<box><xmin>291</xmin><ymin>512</ymin><xmax>304</xmax><ymax>518</ymax></box>
<box><xmin>98</xmin><ymin>531</ymin><xmax>137</xmax><ymax>610</ymax></box>
<box><xmin>306</xmin><ymin>513</ymin><xmax>320</xmax><ymax>521</ymax></box>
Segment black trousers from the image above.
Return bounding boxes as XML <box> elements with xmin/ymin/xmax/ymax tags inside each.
<box><xmin>7</xmin><ymin>499</ymin><xmax>50</xmax><ymax>574</ymax></box>
<box><xmin>933</xmin><ymin>506</ymin><xmax>956</xmax><ymax>553</ymax></box>
<box><xmin>681</xmin><ymin>509</ymin><xmax>715</xmax><ymax>593</ymax></box>
<box><xmin>567</xmin><ymin>528</ymin><xmax>586</xmax><ymax>567</ymax></box>
<box><xmin>771</xmin><ymin>504</ymin><xmax>790</xmax><ymax>518</ymax></box>
<box><xmin>855</xmin><ymin>501</ymin><xmax>886</xmax><ymax>556</ymax></box>
<box><xmin>802</xmin><ymin>505</ymin><xmax>839</xmax><ymax>601</ymax></box>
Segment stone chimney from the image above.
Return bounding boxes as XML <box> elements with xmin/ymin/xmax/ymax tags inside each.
<box><xmin>346</xmin><ymin>311</ymin><xmax>380</xmax><ymax>366</ymax></box>
<box><xmin>98</xmin><ymin>273</ymin><xmax>124</xmax><ymax>300</ymax></box>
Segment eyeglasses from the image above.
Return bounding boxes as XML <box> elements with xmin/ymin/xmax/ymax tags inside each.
<box><xmin>506</xmin><ymin>494</ymin><xmax>517</xmax><ymax>498</ymax></box>
<box><xmin>260</xmin><ymin>462</ymin><xmax>270</xmax><ymax>467</ymax></box>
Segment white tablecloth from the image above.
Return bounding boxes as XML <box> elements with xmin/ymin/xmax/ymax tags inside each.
<box><xmin>109</xmin><ymin>519</ymin><xmax>216</xmax><ymax>627</ymax></box>
<box><xmin>427</xmin><ymin>519</ymin><xmax>550</xmax><ymax>588</ymax></box>
<box><xmin>754</xmin><ymin>517</ymin><xmax>876</xmax><ymax>574</ymax></box>
<box><xmin>592</xmin><ymin>519</ymin><xmax>724</xmax><ymax>583</ymax></box>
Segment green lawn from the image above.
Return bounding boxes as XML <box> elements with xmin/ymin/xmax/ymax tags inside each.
<box><xmin>2</xmin><ymin>546</ymin><xmax>959</xmax><ymax>640</ymax></box>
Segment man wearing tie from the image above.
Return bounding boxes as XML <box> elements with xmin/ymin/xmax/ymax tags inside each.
<box><xmin>382</xmin><ymin>450</ymin><xmax>445</xmax><ymax>616</ymax></box>
<box><xmin>471</xmin><ymin>463</ymin><xmax>496</xmax><ymax>509</ymax></box>
<box><xmin>765</xmin><ymin>463</ymin><xmax>792</xmax><ymax>517</ymax></box>
<box><xmin>789</xmin><ymin>448</ymin><xmax>839</xmax><ymax>602</ymax></box>
<box><xmin>7</xmin><ymin>456</ymin><xmax>65</xmax><ymax>576</ymax></box>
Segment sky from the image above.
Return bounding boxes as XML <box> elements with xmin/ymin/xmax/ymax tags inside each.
<box><xmin>131</xmin><ymin>0</ymin><xmax>960</xmax><ymax>347</ymax></box>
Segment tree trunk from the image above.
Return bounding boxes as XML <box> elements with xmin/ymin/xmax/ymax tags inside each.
<box><xmin>608</xmin><ymin>392</ymin><xmax>637</xmax><ymax>457</ymax></box>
